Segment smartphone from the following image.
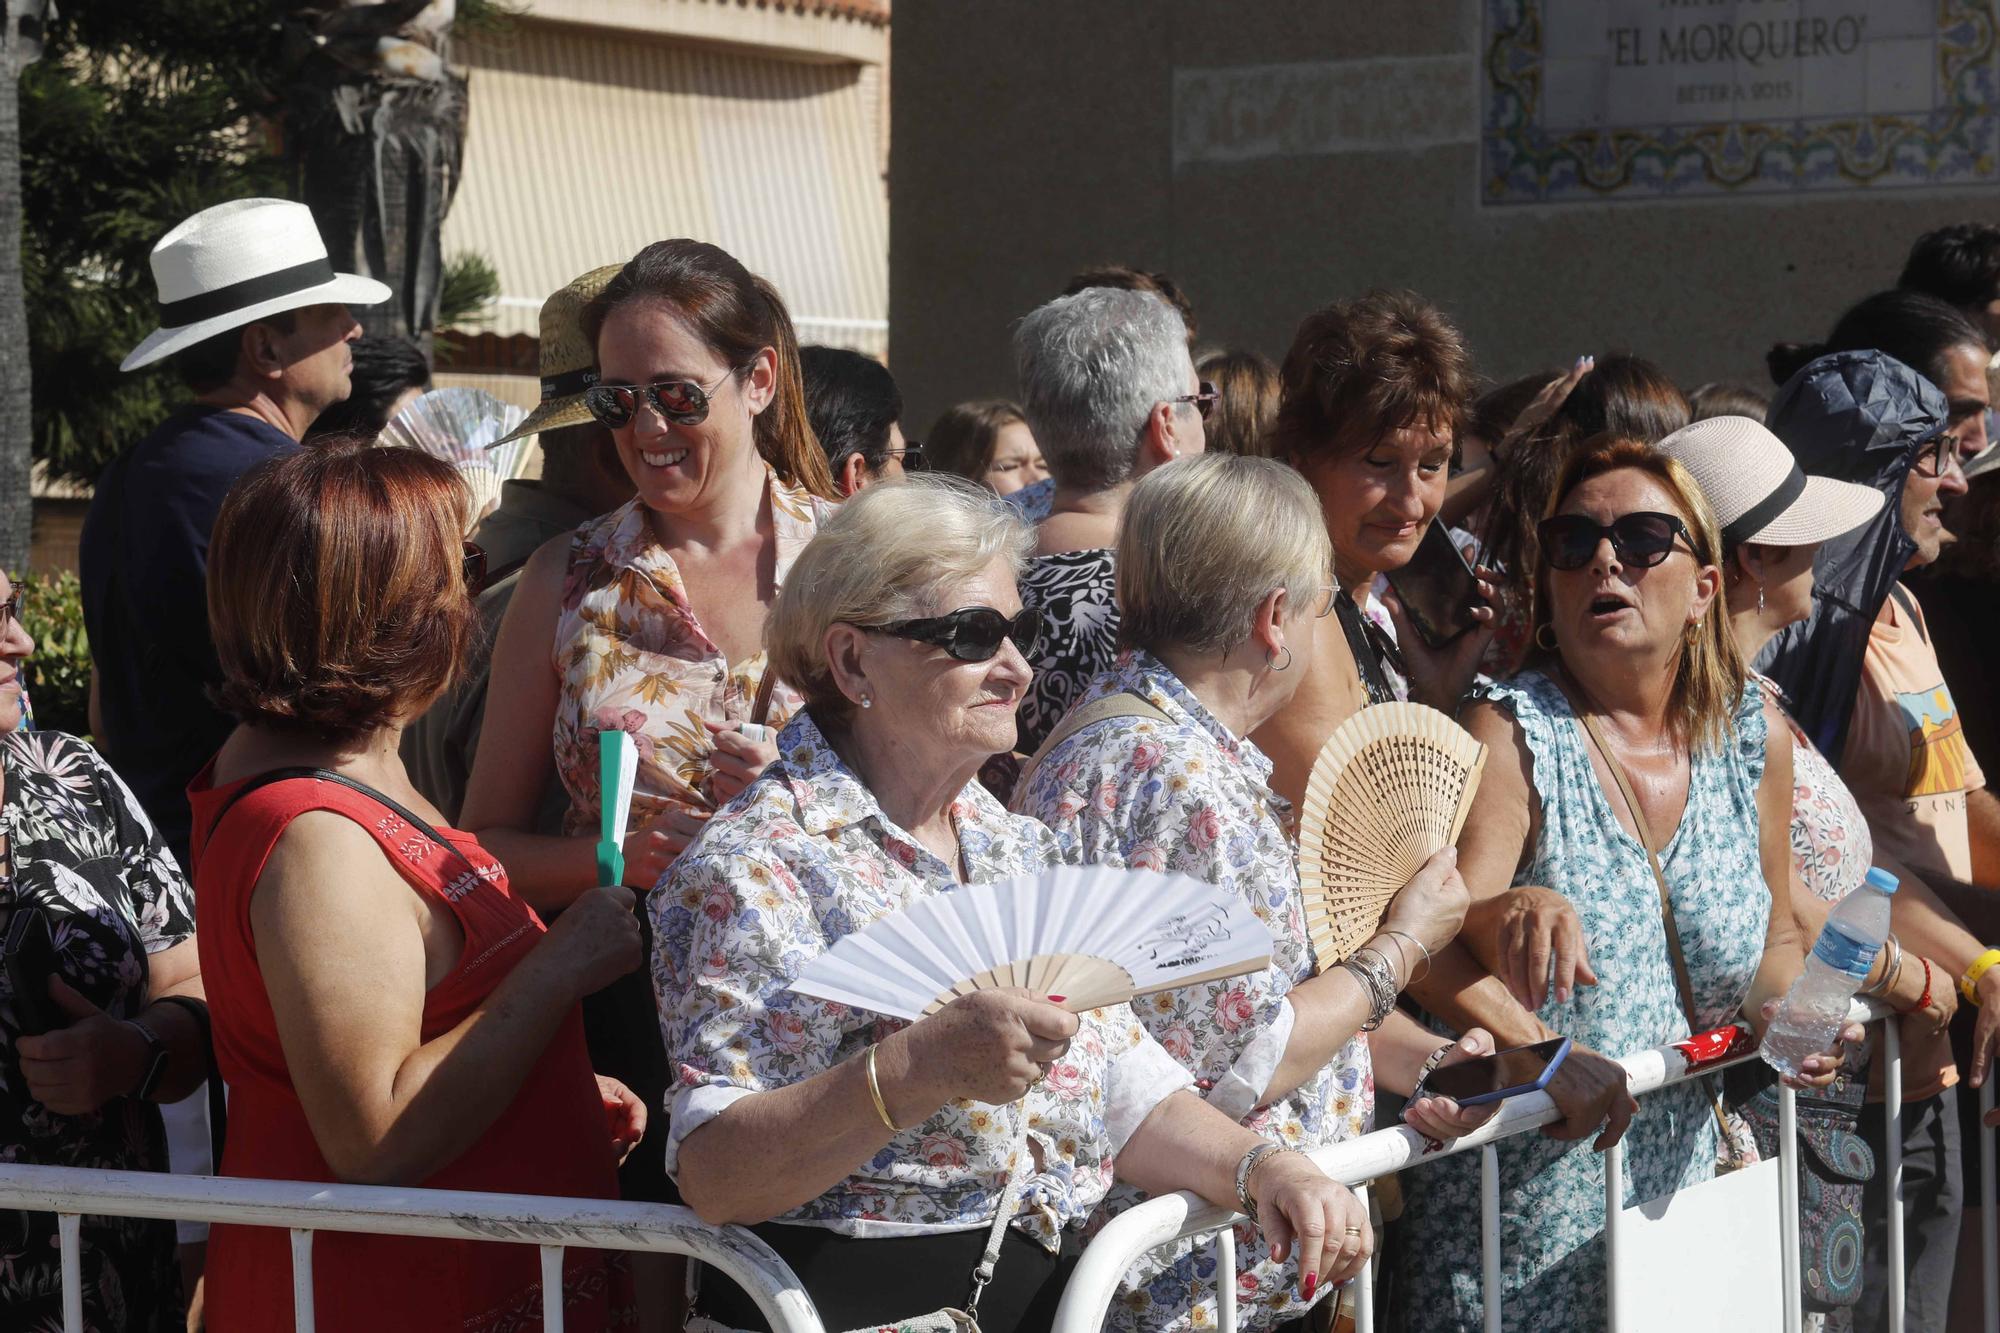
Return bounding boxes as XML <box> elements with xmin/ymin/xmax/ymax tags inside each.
<box><xmin>1384</xmin><ymin>520</ymin><xmax>1483</xmax><ymax>648</ymax></box>
<box><xmin>1420</xmin><ymin>1036</ymin><xmax>1572</xmax><ymax>1107</ymax></box>
<box><xmin>4</xmin><ymin>907</ymin><xmax>64</xmax><ymax>1037</ymax></box>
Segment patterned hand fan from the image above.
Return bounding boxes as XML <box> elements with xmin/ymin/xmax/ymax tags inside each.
<box><xmin>790</xmin><ymin>865</ymin><xmax>1274</xmax><ymax>1020</ymax></box>
<box><xmin>380</xmin><ymin>387</ymin><xmax>533</xmax><ymax>524</ymax></box>
<box><xmin>1297</xmin><ymin>701</ymin><xmax>1487</xmax><ymax>969</ymax></box>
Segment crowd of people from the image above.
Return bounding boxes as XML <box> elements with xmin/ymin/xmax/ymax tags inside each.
<box><xmin>3</xmin><ymin>190</ymin><xmax>1998</xmax><ymax>1333</ymax></box>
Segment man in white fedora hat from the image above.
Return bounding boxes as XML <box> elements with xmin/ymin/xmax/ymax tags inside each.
<box><xmin>80</xmin><ymin>197</ymin><xmax>390</xmax><ymax>867</ymax></box>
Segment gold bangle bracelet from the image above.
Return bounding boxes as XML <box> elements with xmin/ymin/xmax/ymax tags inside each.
<box><xmin>864</xmin><ymin>1043</ymin><xmax>900</xmax><ymax>1132</ymax></box>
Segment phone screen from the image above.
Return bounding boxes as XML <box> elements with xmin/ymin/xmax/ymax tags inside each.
<box><xmin>1384</xmin><ymin>520</ymin><xmax>1481</xmax><ymax>648</ymax></box>
<box><xmin>1420</xmin><ymin>1037</ymin><xmax>1570</xmax><ymax>1103</ymax></box>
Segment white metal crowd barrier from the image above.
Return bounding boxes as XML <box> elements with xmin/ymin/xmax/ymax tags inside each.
<box><xmin>2</xmin><ymin>1000</ymin><xmax>1995</xmax><ymax>1333</ymax></box>
<box><xmin>1053</xmin><ymin>998</ymin><xmax>2000</xmax><ymax>1333</ymax></box>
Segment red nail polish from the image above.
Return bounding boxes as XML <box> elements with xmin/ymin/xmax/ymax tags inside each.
<box><xmin>1302</xmin><ymin>1273</ymin><xmax>1317</xmax><ymax>1300</ymax></box>
<box><xmin>1047</xmin><ymin>995</ymin><xmax>1066</xmax><ymax>1004</ymax></box>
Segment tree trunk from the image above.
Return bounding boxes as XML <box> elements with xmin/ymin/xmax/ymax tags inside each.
<box><xmin>0</xmin><ymin>0</ymin><xmax>42</xmax><ymax>572</ymax></box>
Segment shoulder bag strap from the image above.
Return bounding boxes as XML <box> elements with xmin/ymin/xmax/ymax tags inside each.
<box><xmin>749</xmin><ymin>660</ymin><xmax>781</xmax><ymax>728</ymax></box>
<box><xmin>1578</xmin><ymin>711</ymin><xmax>1744</xmax><ymax>1164</ymax></box>
<box><xmin>1014</xmin><ymin>692</ymin><xmax>1174</xmax><ymax>795</ymax></box>
<box><xmin>1334</xmin><ymin>589</ymin><xmax>1400</xmax><ymax>706</ymax></box>
<box><xmin>209</xmin><ymin>766</ymin><xmax>477</xmax><ymax>880</ymax></box>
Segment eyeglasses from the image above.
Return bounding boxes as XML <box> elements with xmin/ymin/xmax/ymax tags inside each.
<box><xmin>886</xmin><ymin>441</ymin><xmax>928</xmax><ymax>472</ymax></box>
<box><xmin>583</xmin><ymin>369</ymin><xmax>738</xmax><ymax>430</ymax></box>
<box><xmin>1169</xmin><ymin>381</ymin><xmax>1220</xmax><ymax>421</ymax></box>
<box><xmin>1313</xmin><ymin>585</ymin><xmax>1337</xmax><ymax>618</ymax></box>
<box><xmin>0</xmin><ymin>588</ymin><xmax>23</xmax><ymax>633</ymax></box>
<box><xmin>461</xmin><ymin>541</ymin><xmax>488</xmax><ymax>596</ymax></box>
<box><xmin>874</xmin><ymin>606</ymin><xmax>1044</xmax><ymax>662</ymax></box>
<box><xmin>1912</xmin><ymin>432</ymin><xmax>1967</xmax><ymax>480</ymax></box>
<box><xmin>1537</xmin><ymin>512</ymin><xmax>1694</xmax><ymax>571</ymax></box>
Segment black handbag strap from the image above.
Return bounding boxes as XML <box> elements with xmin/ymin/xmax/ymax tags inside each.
<box><xmin>1334</xmin><ymin>588</ymin><xmax>1401</xmax><ymax>705</ymax></box>
<box><xmin>210</xmin><ymin>766</ymin><xmax>477</xmax><ymax>879</ymax></box>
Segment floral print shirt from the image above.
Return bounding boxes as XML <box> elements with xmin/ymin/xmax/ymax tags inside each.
<box><xmin>652</xmin><ymin>710</ymin><xmax>1192</xmax><ymax>1247</ymax></box>
<box><xmin>1015</xmin><ymin>652</ymin><xmax>1366</xmax><ymax>1333</ymax></box>
<box><xmin>0</xmin><ymin>731</ymin><xmax>194</xmax><ymax>1330</ymax></box>
<box><xmin>552</xmin><ymin>468</ymin><xmax>828</xmax><ymax>838</ymax></box>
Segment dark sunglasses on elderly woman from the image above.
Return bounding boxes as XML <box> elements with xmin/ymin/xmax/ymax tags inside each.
<box><xmin>1537</xmin><ymin>512</ymin><xmax>1693</xmax><ymax>572</ymax></box>
<box><xmin>583</xmin><ymin>368</ymin><xmax>738</xmax><ymax>430</ymax></box>
<box><xmin>876</xmin><ymin>606</ymin><xmax>1044</xmax><ymax>662</ymax></box>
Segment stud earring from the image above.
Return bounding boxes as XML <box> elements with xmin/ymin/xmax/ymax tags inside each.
<box><xmin>859</xmin><ymin>694</ymin><xmax>873</xmax><ymax>709</ymax></box>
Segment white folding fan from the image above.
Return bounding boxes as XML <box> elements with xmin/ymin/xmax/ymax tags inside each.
<box><xmin>380</xmin><ymin>387</ymin><xmax>533</xmax><ymax>523</ymax></box>
<box><xmin>1297</xmin><ymin>701</ymin><xmax>1487</xmax><ymax>968</ymax></box>
<box><xmin>790</xmin><ymin>865</ymin><xmax>1274</xmax><ymax>1020</ymax></box>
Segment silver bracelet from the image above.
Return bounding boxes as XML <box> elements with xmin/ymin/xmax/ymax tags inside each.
<box><xmin>1234</xmin><ymin>1142</ymin><xmax>1306</xmax><ymax>1222</ymax></box>
<box><xmin>1342</xmin><ymin>946</ymin><xmax>1400</xmax><ymax>1032</ymax></box>
<box><xmin>1866</xmin><ymin>934</ymin><xmax>1904</xmax><ymax>999</ymax></box>
<box><xmin>1379</xmin><ymin>929</ymin><xmax>1434</xmax><ymax>986</ymax></box>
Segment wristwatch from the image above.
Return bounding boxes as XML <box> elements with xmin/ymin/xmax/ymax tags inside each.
<box><xmin>127</xmin><ymin>1016</ymin><xmax>169</xmax><ymax>1102</ymax></box>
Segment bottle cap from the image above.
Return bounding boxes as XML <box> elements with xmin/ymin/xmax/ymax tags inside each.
<box><xmin>1865</xmin><ymin>866</ymin><xmax>1900</xmax><ymax>894</ymax></box>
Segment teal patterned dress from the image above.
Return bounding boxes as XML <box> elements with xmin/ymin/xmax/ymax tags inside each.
<box><xmin>1392</xmin><ymin>671</ymin><xmax>1773</xmax><ymax>1332</ymax></box>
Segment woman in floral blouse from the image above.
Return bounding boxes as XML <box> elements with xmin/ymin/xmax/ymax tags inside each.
<box><xmin>1016</xmin><ymin>455</ymin><xmax>1498</xmax><ymax>1333</ymax></box>
<box><xmin>0</xmin><ymin>566</ymin><xmax>210</xmax><ymax>1330</ymax></box>
<box><xmin>655</xmin><ymin>477</ymin><xmax>1374</xmax><ymax>1332</ymax></box>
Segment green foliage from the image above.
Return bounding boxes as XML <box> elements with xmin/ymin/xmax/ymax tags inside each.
<box><xmin>438</xmin><ymin>250</ymin><xmax>500</xmax><ymax>332</ymax></box>
<box><xmin>17</xmin><ymin>569</ymin><xmax>90</xmax><ymax>738</ymax></box>
<box><xmin>22</xmin><ymin>0</ymin><xmax>286</xmax><ymax>486</ymax></box>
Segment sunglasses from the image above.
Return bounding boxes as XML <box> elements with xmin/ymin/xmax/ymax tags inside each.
<box><xmin>583</xmin><ymin>368</ymin><xmax>738</xmax><ymax>430</ymax></box>
<box><xmin>1912</xmin><ymin>432</ymin><xmax>1966</xmax><ymax>480</ymax></box>
<box><xmin>876</xmin><ymin>606</ymin><xmax>1044</xmax><ymax>662</ymax></box>
<box><xmin>0</xmin><ymin>588</ymin><xmax>22</xmax><ymax>634</ymax></box>
<box><xmin>1170</xmin><ymin>381</ymin><xmax>1220</xmax><ymax>421</ymax></box>
<box><xmin>887</xmin><ymin>441</ymin><xmax>929</xmax><ymax>472</ymax></box>
<box><xmin>461</xmin><ymin>541</ymin><xmax>488</xmax><ymax>596</ymax></box>
<box><xmin>1537</xmin><ymin>511</ymin><xmax>1694</xmax><ymax>571</ymax></box>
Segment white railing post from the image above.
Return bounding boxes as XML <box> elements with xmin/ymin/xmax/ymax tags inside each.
<box><xmin>1214</xmin><ymin>1227</ymin><xmax>1236</xmax><ymax>1333</ymax></box>
<box><xmin>1602</xmin><ymin>1135</ymin><xmax>1624</xmax><ymax>1333</ymax></box>
<box><xmin>1780</xmin><ymin>1081</ymin><xmax>1801</xmax><ymax>1330</ymax></box>
<box><xmin>1885</xmin><ymin>1018</ymin><xmax>1906</xmax><ymax>1333</ymax></box>
<box><xmin>541</xmin><ymin>1245</ymin><xmax>566</xmax><ymax>1333</ymax></box>
<box><xmin>58</xmin><ymin>1212</ymin><xmax>81</xmax><ymax>1333</ymax></box>
<box><xmin>1351</xmin><ymin>1181</ymin><xmax>1373</xmax><ymax>1333</ymax></box>
<box><xmin>290</xmin><ymin>1227</ymin><xmax>316</xmax><ymax>1333</ymax></box>
<box><xmin>1984</xmin><ymin>1076</ymin><xmax>1997</xmax><ymax>1333</ymax></box>
<box><xmin>1480</xmin><ymin>1143</ymin><xmax>1501</xmax><ymax>1333</ymax></box>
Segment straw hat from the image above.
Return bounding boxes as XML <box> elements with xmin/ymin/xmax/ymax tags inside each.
<box><xmin>121</xmin><ymin>199</ymin><xmax>391</xmax><ymax>372</ymax></box>
<box><xmin>1657</xmin><ymin>415</ymin><xmax>1883</xmax><ymax>547</ymax></box>
<box><xmin>488</xmin><ymin>263</ymin><xmax>626</xmax><ymax>447</ymax></box>
<box><xmin>1965</xmin><ymin>438</ymin><xmax>2000</xmax><ymax>482</ymax></box>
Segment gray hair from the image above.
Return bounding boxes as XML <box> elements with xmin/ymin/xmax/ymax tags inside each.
<box><xmin>1118</xmin><ymin>455</ymin><xmax>1331</xmax><ymax>656</ymax></box>
<box><xmin>766</xmin><ymin>475</ymin><xmax>1033</xmax><ymax>721</ymax></box>
<box><xmin>1013</xmin><ymin>287</ymin><xmax>1191</xmax><ymax>493</ymax></box>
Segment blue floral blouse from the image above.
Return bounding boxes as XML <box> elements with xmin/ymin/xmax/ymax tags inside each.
<box><xmin>1392</xmin><ymin>670</ymin><xmax>1773</xmax><ymax>1333</ymax></box>
<box><xmin>1015</xmin><ymin>651</ymin><xmax>1367</xmax><ymax>1333</ymax></box>
<box><xmin>651</xmin><ymin>710</ymin><xmax>1193</xmax><ymax>1249</ymax></box>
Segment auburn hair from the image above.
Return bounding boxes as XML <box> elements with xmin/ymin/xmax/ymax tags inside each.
<box><xmin>1269</xmin><ymin>290</ymin><xmax>1471</xmax><ymax>467</ymax></box>
<box><xmin>583</xmin><ymin>239</ymin><xmax>840</xmax><ymax>501</ymax></box>
<box><xmin>1530</xmin><ymin>436</ymin><xmax>1746</xmax><ymax>754</ymax></box>
<box><xmin>208</xmin><ymin>439</ymin><xmax>478</xmax><ymax>743</ymax></box>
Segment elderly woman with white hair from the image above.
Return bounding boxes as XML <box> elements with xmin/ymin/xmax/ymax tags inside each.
<box><xmin>1003</xmin><ymin>286</ymin><xmax>1208</xmax><ymax>794</ymax></box>
<box><xmin>1016</xmin><ymin>455</ymin><xmax>1496</xmax><ymax>1333</ymax></box>
<box><xmin>652</xmin><ymin>475</ymin><xmax>1370</xmax><ymax>1332</ymax></box>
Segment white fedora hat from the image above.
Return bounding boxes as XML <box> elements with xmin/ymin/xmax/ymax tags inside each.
<box><xmin>1658</xmin><ymin>415</ymin><xmax>1883</xmax><ymax>547</ymax></box>
<box><xmin>120</xmin><ymin>198</ymin><xmax>392</xmax><ymax>372</ymax></box>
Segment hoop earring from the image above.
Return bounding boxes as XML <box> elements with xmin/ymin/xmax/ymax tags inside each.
<box><xmin>1269</xmin><ymin>646</ymin><xmax>1293</xmax><ymax>673</ymax></box>
<box><xmin>1534</xmin><ymin>623</ymin><xmax>1558</xmax><ymax>652</ymax></box>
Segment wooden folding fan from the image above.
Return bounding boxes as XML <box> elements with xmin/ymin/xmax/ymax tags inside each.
<box><xmin>790</xmin><ymin>865</ymin><xmax>1274</xmax><ymax>1020</ymax></box>
<box><xmin>1297</xmin><ymin>701</ymin><xmax>1487</xmax><ymax>969</ymax></box>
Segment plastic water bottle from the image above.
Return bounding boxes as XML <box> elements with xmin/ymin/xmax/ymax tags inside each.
<box><xmin>1760</xmin><ymin>867</ymin><xmax>1898</xmax><ymax>1078</ymax></box>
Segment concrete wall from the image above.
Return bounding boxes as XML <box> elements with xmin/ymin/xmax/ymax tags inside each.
<box><xmin>889</xmin><ymin>0</ymin><xmax>2000</xmax><ymax>431</ymax></box>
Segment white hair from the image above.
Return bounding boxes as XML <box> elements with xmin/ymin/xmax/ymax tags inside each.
<box><xmin>766</xmin><ymin>475</ymin><xmax>1033</xmax><ymax>719</ymax></box>
<box><xmin>1013</xmin><ymin>288</ymin><xmax>1191</xmax><ymax>493</ymax></box>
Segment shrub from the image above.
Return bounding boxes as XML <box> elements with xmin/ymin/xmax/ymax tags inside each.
<box><xmin>18</xmin><ymin>569</ymin><xmax>91</xmax><ymax>738</ymax></box>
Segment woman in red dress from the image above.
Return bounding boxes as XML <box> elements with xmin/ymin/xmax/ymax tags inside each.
<box><xmin>188</xmin><ymin>440</ymin><xmax>643</xmax><ymax>1330</ymax></box>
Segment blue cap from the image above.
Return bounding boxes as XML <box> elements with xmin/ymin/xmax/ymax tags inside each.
<box><xmin>1865</xmin><ymin>867</ymin><xmax>1900</xmax><ymax>894</ymax></box>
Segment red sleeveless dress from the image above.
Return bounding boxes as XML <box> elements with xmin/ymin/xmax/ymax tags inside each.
<box><xmin>188</xmin><ymin>767</ymin><xmax>631</xmax><ymax>1331</ymax></box>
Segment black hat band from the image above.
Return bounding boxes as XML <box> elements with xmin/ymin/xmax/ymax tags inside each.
<box><xmin>1721</xmin><ymin>463</ymin><xmax>1808</xmax><ymax>546</ymax></box>
<box><xmin>157</xmin><ymin>257</ymin><xmax>336</xmax><ymax>327</ymax></box>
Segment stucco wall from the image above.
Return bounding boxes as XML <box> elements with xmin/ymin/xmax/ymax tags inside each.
<box><xmin>889</xmin><ymin>0</ymin><xmax>2000</xmax><ymax>431</ymax></box>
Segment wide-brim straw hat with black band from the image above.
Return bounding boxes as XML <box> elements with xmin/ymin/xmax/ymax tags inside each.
<box><xmin>487</xmin><ymin>262</ymin><xmax>627</xmax><ymax>448</ymax></box>
<box><xmin>120</xmin><ymin>198</ymin><xmax>391</xmax><ymax>373</ymax></box>
<box><xmin>1658</xmin><ymin>415</ymin><xmax>1883</xmax><ymax>547</ymax></box>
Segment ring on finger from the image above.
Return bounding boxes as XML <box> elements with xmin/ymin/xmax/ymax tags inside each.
<box><xmin>1343</xmin><ymin>1225</ymin><xmax>1362</xmax><ymax>1238</ymax></box>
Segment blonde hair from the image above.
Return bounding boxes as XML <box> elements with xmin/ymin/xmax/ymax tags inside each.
<box><xmin>1118</xmin><ymin>454</ymin><xmax>1331</xmax><ymax>656</ymax></box>
<box><xmin>1531</xmin><ymin>436</ymin><xmax>1745</xmax><ymax>753</ymax></box>
<box><xmin>766</xmin><ymin>476</ymin><xmax>1033</xmax><ymax>721</ymax></box>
